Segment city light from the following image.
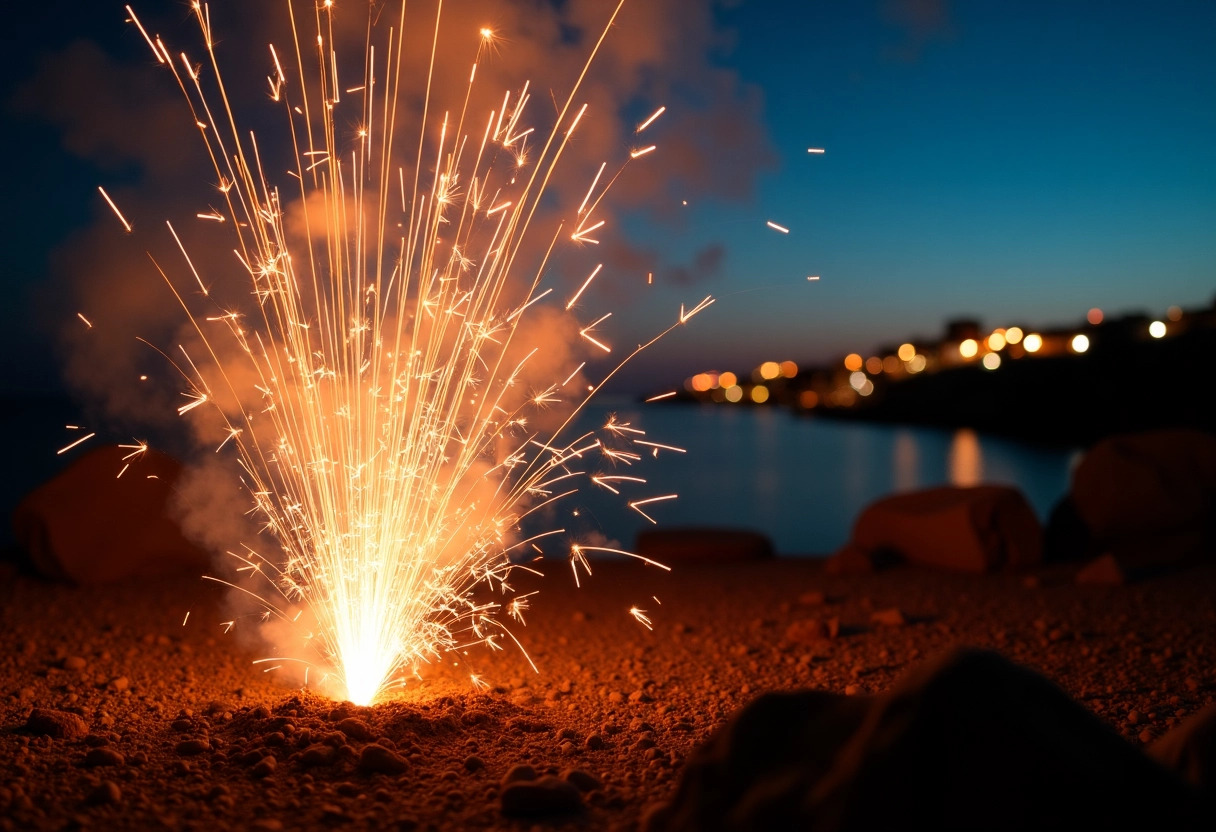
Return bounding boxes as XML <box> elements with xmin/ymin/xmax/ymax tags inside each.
<box><xmin>779</xmin><ymin>360</ymin><xmax>798</xmax><ymax>378</ymax></box>
<box><xmin>1087</xmin><ymin>308</ymin><xmax>1104</xmax><ymax>325</ymax></box>
<box><xmin>750</xmin><ymin>385</ymin><xmax>770</xmax><ymax>403</ymax></box>
<box><xmin>849</xmin><ymin>371</ymin><xmax>868</xmax><ymax>391</ymax></box>
<box><xmin>987</xmin><ymin>330</ymin><xmax>1006</xmax><ymax>351</ymax></box>
<box><xmin>1149</xmin><ymin>321</ymin><xmax>1167</xmax><ymax>339</ymax></box>
<box><xmin>719</xmin><ymin>371</ymin><xmax>738</xmax><ymax>388</ymax></box>
<box><xmin>759</xmin><ymin>361</ymin><xmax>781</xmax><ymax>380</ymax></box>
<box><xmin>1005</xmin><ymin>326</ymin><xmax>1024</xmax><ymax>344</ymax></box>
<box><xmin>897</xmin><ymin>343</ymin><xmax>916</xmax><ymax>361</ymax></box>
<box><xmin>1071</xmin><ymin>333</ymin><xmax>1091</xmax><ymax>353</ymax></box>
<box><xmin>1167</xmin><ymin>306</ymin><xmax>1183</xmax><ymax>322</ymax></box>
<box><xmin>724</xmin><ymin>385</ymin><xmax>744</xmax><ymax>403</ymax></box>
<box><xmin>1023</xmin><ymin>333</ymin><xmax>1043</xmax><ymax>353</ymax></box>
<box><xmin>866</xmin><ymin>356</ymin><xmax>884</xmax><ymax>375</ymax></box>
<box><xmin>959</xmin><ymin>338</ymin><xmax>979</xmax><ymax>359</ymax></box>
<box><xmin>982</xmin><ymin>352</ymin><xmax>1001</xmax><ymax>370</ymax></box>
<box><xmin>799</xmin><ymin>390</ymin><xmax>820</xmax><ymax>408</ymax></box>
<box><xmin>844</xmin><ymin>353</ymin><xmax>863</xmax><ymax>372</ymax></box>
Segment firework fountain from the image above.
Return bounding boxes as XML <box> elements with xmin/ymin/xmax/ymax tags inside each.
<box><xmin>101</xmin><ymin>1</ymin><xmax>713</xmax><ymax>706</ymax></box>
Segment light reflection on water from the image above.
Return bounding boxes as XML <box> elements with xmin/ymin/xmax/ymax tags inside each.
<box><xmin>568</xmin><ymin>403</ymin><xmax>1081</xmax><ymax>556</ymax></box>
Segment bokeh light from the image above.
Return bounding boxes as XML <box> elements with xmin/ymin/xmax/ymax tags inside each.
<box><xmin>724</xmin><ymin>385</ymin><xmax>743</xmax><ymax>403</ymax></box>
<box><xmin>1087</xmin><ymin>307</ymin><xmax>1103</xmax><ymax>325</ymax></box>
<box><xmin>907</xmin><ymin>354</ymin><xmax>927</xmax><ymax>373</ymax></box>
<box><xmin>897</xmin><ymin>343</ymin><xmax>916</xmax><ymax>362</ymax></box>
<box><xmin>1149</xmin><ymin>320</ymin><xmax>1167</xmax><ymax>339</ymax></box>
<box><xmin>987</xmin><ymin>330</ymin><xmax>1006</xmax><ymax>351</ymax></box>
<box><xmin>981</xmin><ymin>352</ymin><xmax>1001</xmax><ymax>370</ymax></box>
<box><xmin>1167</xmin><ymin>306</ymin><xmax>1183</xmax><ymax>322</ymax></box>
<box><xmin>865</xmin><ymin>356</ymin><xmax>883</xmax><ymax>375</ymax></box>
<box><xmin>882</xmin><ymin>355</ymin><xmax>901</xmax><ymax>374</ymax></box>
<box><xmin>843</xmin><ymin>353</ymin><xmax>863</xmax><ymax>372</ymax></box>
<box><xmin>718</xmin><ymin>371</ymin><xmax>737</xmax><ymax>388</ymax></box>
<box><xmin>779</xmin><ymin>360</ymin><xmax>798</xmax><ymax>378</ymax></box>
<box><xmin>758</xmin><ymin>361</ymin><xmax>780</xmax><ymax>380</ymax></box>
<box><xmin>799</xmin><ymin>390</ymin><xmax>819</xmax><ymax>409</ymax></box>
<box><xmin>1071</xmin><ymin>333</ymin><xmax>1090</xmax><ymax>353</ymax></box>
<box><xmin>1005</xmin><ymin>326</ymin><xmax>1024</xmax><ymax>344</ymax></box>
<box><xmin>1023</xmin><ymin>333</ymin><xmax>1043</xmax><ymax>353</ymax></box>
<box><xmin>750</xmin><ymin>385</ymin><xmax>770</xmax><ymax>403</ymax></box>
<box><xmin>959</xmin><ymin>338</ymin><xmax>978</xmax><ymax>359</ymax></box>
<box><xmin>849</xmin><ymin>371</ymin><xmax>868</xmax><ymax>391</ymax></box>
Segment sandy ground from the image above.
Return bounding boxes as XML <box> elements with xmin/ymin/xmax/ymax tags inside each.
<box><xmin>2</xmin><ymin>558</ymin><xmax>1215</xmax><ymax>831</ymax></box>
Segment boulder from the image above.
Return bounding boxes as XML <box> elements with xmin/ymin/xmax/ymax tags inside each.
<box><xmin>636</xmin><ymin>528</ymin><xmax>774</xmax><ymax>564</ymax></box>
<box><xmin>1070</xmin><ymin>429</ymin><xmax>1216</xmax><ymax>572</ymax></box>
<box><xmin>836</xmin><ymin>485</ymin><xmax>1042</xmax><ymax>573</ymax></box>
<box><xmin>653</xmin><ymin>649</ymin><xmax>1211</xmax><ymax>831</ymax></box>
<box><xmin>1152</xmin><ymin>703</ymin><xmax>1216</xmax><ymax>793</ymax></box>
<box><xmin>11</xmin><ymin>445</ymin><xmax>208</xmax><ymax>584</ymax></box>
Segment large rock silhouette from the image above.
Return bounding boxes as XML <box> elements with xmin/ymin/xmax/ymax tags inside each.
<box><xmin>11</xmin><ymin>444</ymin><xmax>208</xmax><ymax>583</ymax></box>
<box><xmin>651</xmin><ymin>649</ymin><xmax>1210</xmax><ymax>831</ymax></box>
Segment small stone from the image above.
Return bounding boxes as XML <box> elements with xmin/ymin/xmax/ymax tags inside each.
<box><xmin>86</xmin><ymin>780</ymin><xmax>122</xmax><ymax>806</ymax></box>
<box><xmin>301</xmin><ymin>744</ymin><xmax>337</xmax><ymax>767</ymax></box>
<box><xmin>607</xmin><ymin>691</ymin><xmax>625</xmax><ymax>703</ymax></box>
<box><xmin>25</xmin><ymin>708</ymin><xmax>89</xmax><ymax>740</ymax></box>
<box><xmin>584</xmin><ymin>734</ymin><xmax>605</xmax><ymax>751</ymax></box>
<box><xmin>628</xmin><ymin>690</ymin><xmax>653</xmax><ymax>703</ymax></box>
<box><xmin>175</xmin><ymin>739</ymin><xmax>212</xmax><ymax>756</ymax></box>
<box><xmin>335</xmin><ymin>717</ymin><xmax>374</xmax><ymax>741</ymax></box>
<box><xmin>357</xmin><ymin>744</ymin><xmax>407</xmax><ymax>775</ymax></box>
<box><xmin>500</xmin><ymin>775</ymin><xmax>583</xmax><ymax>817</ymax></box>
<box><xmin>844</xmin><ymin>684</ymin><xmax>861</xmax><ymax>696</ymax></box>
<box><xmin>871</xmin><ymin>608</ymin><xmax>907</xmax><ymax>627</ymax></box>
<box><xmin>319</xmin><ymin>803</ymin><xmax>350</xmax><ymax>824</ymax></box>
<box><xmin>63</xmin><ymin>656</ymin><xmax>87</xmax><ymax>671</ymax></box>
<box><xmin>562</xmin><ymin>769</ymin><xmax>602</xmax><ymax>792</ymax></box>
<box><xmin>784</xmin><ymin>619</ymin><xmax>827</xmax><ymax>644</ymax></box>
<box><xmin>83</xmin><ymin>747</ymin><xmax>125</xmax><ymax>768</ymax></box>
<box><xmin>501</xmin><ymin>763</ymin><xmax>537</xmax><ymax>785</ymax></box>
<box><xmin>559</xmin><ymin>740</ymin><xmax>576</xmax><ymax>755</ymax></box>
<box><xmin>1139</xmin><ymin>728</ymin><xmax>1153</xmax><ymax>743</ymax></box>
<box><xmin>1127</xmin><ymin>710</ymin><xmax>1142</xmax><ymax>725</ymax></box>
<box><xmin>463</xmin><ymin>755</ymin><xmax>485</xmax><ymax>773</ymax></box>
<box><xmin>252</xmin><ymin>756</ymin><xmax>277</xmax><ymax>779</ymax></box>
<box><xmin>108</xmin><ymin>676</ymin><xmax>130</xmax><ymax>692</ymax></box>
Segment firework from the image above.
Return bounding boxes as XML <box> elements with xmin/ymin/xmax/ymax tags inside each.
<box><xmin>111</xmin><ymin>1</ymin><xmax>712</xmax><ymax>705</ymax></box>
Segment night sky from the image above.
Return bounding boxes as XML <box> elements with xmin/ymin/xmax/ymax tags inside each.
<box><xmin>2</xmin><ymin>0</ymin><xmax>1213</xmax><ymax>396</ymax></box>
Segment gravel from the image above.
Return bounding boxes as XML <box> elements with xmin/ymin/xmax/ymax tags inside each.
<box><xmin>2</xmin><ymin>559</ymin><xmax>1214</xmax><ymax>830</ymax></box>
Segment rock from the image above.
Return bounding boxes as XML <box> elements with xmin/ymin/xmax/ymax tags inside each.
<box><xmin>869</xmin><ymin>608</ymin><xmax>907</xmax><ymax>627</ymax></box>
<box><xmin>836</xmin><ymin>485</ymin><xmax>1043</xmax><ymax>573</ymax></box>
<box><xmin>658</xmin><ymin>649</ymin><xmax>1210</xmax><ymax>831</ymax></box>
<box><xmin>86</xmin><ymin>780</ymin><xmax>122</xmax><ymax>806</ymax></box>
<box><xmin>62</xmin><ymin>656</ymin><xmax>87</xmax><ymax>671</ymax></box>
<box><xmin>584</xmin><ymin>734</ymin><xmax>605</xmax><ymax>751</ymax></box>
<box><xmin>501</xmin><ymin>764</ymin><xmax>537</xmax><ymax>785</ymax></box>
<box><xmin>108</xmin><ymin>676</ymin><xmax>130</xmax><ymax>692</ymax></box>
<box><xmin>251</xmin><ymin>756</ymin><xmax>277</xmax><ymax>779</ymax></box>
<box><xmin>823</xmin><ymin>543</ymin><xmax>884</xmax><ymax>575</ymax></box>
<box><xmin>357</xmin><ymin>744</ymin><xmax>406</xmax><ymax>775</ymax></box>
<box><xmin>25</xmin><ymin>708</ymin><xmax>88</xmax><ymax>740</ymax></box>
<box><xmin>562</xmin><ymin>768</ymin><xmax>602</xmax><ymax>792</ymax></box>
<box><xmin>174</xmin><ymin>739</ymin><xmax>211</xmax><ymax>756</ymax></box>
<box><xmin>11</xmin><ymin>445</ymin><xmax>209</xmax><ymax>583</ymax></box>
<box><xmin>463</xmin><ymin>755</ymin><xmax>485</xmax><ymax>773</ymax></box>
<box><xmin>300</xmin><ymin>744</ymin><xmax>337</xmax><ymax>767</ymax></box>
<box><xmin>82</xmin><ymin>747</ymin><xmax>125</xmax><ymax>768</ymax></box>
<box><xmin>784</xmin><ymin>619</ymin><xmax>829</xmax><ymax>644</ymax></box>
<box><xmin>334</xmin><ymin>717</ymin><xmax>373</xmax><ymax>741</ymax></box>
<box><xmin>1075</xmin><ymin>553</ymin><xmax>1131</xmax><ymax>585</ymax></box>
<box><xmin>1068</xmin><ymin>429</ymin><xmax>1216</xmax><ymax>574</ymax></box>
<box><xmin>1151</xmin><ymin>703</ymin><xmax>1216</xmax><ymax>791</ymax></box>
<box><xmin>635</xmin><ymin>528</ymin><xmax>774</xmax><ymax>564</ymax></box>
<box><xmin>499</xmin><ymin>775</ymin><xmax>584</xmax><ymax>818</ymax></box>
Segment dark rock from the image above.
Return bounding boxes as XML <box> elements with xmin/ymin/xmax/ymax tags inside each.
<box><xmin>636</xmin><ymin>528</ymin><xmax>774</xmax><ymax>564</ymax></box>
<box><xmin>836</xmin><ymin>485</ymin><xmax>1042</xmax><ymax>573</ymax></box>
<box><xmin>463</xmin><ymin>755</ymin><xmax>485</xmax><ymax>772</ymax></box>
<box><xmin>501</xmin><ymin>764</ymin><xmax>537</xmax><ymax>784</ymax></box>
<box><xmin>251</xmin><ymin>756</ymin><xmax>277</xmax><ymax>779</ymax></box>
<box><xmin>499</xmin><ymin>775</ymin><xmax>583</xmax><ymax>818</ymax></box>
<box><xmin>82</xmin><ymin>747</ymin><xmax>125</xmax><ymax>768</ymax></box>
<box><xmin>174</xmin><ymin>739</ymin><xmax>211</xmax><ymax>756</ymax></box>
<box><xmin>11</xmin><ymin>445</ymin><xmax>209</xmax><ymax>583</ymax></box>
<box><xmin>562</xmin><ymin>769</ymin><xmax>602</xmax><ymax>792</ymax></box>
<box><xmin>869</xmin><ymin>608</ymin><xmax>907</xmax><ymax>627</ymax></box>
<box><xmin>1152</xmin><ymin>703</ymin><xmax>1216</xmax><ymax>791</ymax></box>
<box><xmin>300</xmin><ymin>744</ymin><xmax>337</xmax><ymax>767</ymax></box>
<box><xmin>25</xmin><ymin>708</ymin><xmax>89</xmax><ymax>740</ymax></box>
<box><xmin>357</xmin><ymin>744</ymin><xmax>406</xmax><ymax>775</ymax></box>
<box><xmin>659</xmin><ymin>648</ymin><xmax>1210</xmax><ymax>831</ymax></box>
<box><xmin>62</xmin><ymin>656</ymin><xmax>87</xmax><ymax>671</ymax></box>
<box><xmin>86</xmin><ymin>780</ymin><xmax>122</xmax><ymax>806</ymax></box>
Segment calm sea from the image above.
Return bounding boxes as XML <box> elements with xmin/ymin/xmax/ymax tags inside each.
<box><xmin>2</xmin><ymin>396</ymin><xmax>1080</xmax><ymax>557</ymax></box>
<box><xmin>563</xmin><ymin>402</ymin><xmax>1081</xmax><ymax>556</ymax></box>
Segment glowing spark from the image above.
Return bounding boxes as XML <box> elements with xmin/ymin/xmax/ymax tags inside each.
<box><xmin>183</xmin><ymin>611</ymin><xmax>191</xmax><ymax>626</ymax></box>
<box><xmin>645</xmin><ymin>391</ymin><xmax>675</xmax><ymax>402</ymax></box>
<box><xmin>636</xmin><ymin>105</ymin><xmax>666</xmax><ymax>133</ymax></box>
<box><xmin>807</xmin><ymin>147</ymin><xmax>826</xmax><ymax>154</ymax></box>
<box><xmin>177</xmin><ymin>392</ymin><xmax>208</xmax><ymax>415</ymax></box>
<box><xmin>577</xmin><ymin>162</ymin><xmax>606</xmax><ymax>216</ymax></box>
<box><xmin>486</xmin><ymin>201</ymin><xmax>512</xmax><ymax>216</ymax></box>
<box><xmin>165</xmin><ymin>221</ymin><xmax>208</xmax><ymax>295</ymax></box>
<box><xmin>97</xmin><ymin>187</ymin><xmax>132</xmax><ymax>232</ymax></box>
<box><xmin>766</xmin><ymin>221</ymin><xmax>790</xmax><ymax>234</ymax></box>
<box><xmin>627</xmin><ymin>494</ymin><xmax>678</xmax><ymax>524</ymax></box>
<box><xmin>57</xmin><ymin>432</ymin><xmax>96</xmax><ymax>455</ymax></box>
<box><xmin>807</xmin><ymin>275</ymin><xmax>820</xmax><ymax>281</ymax></box>
<box><xmin>579</xmin><ymin>313</ymin><xmax>613</xmax><ymax>353</ymax></box>
<box><xmin>629</xmin><ymin>607</ymin><xmax>654</xmax><ymax>630</ymax></box>
<box><xmin>571</xmin><ymin>219</ymin><xmax>605</xmax><ymax>244</ymax></box>
<box><xmin>566</xmin><ymin>264</ymin><xmax>603</xmax><ymax>310</ymax></box>
<box><xmin>629</xmin><ymin>145</ymin><xmax>656</xmax><ymax>159</ymax></box>
<box><xmin>77</xmin><ymin>313</ymin><xmax>93</xmax><ymax>328</ymax></box>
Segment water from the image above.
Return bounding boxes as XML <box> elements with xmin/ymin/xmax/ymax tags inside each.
<box><xmin>562</xmin><ymin>402</ymin><xmax>1081</xmax><ymax>556</ymax></box>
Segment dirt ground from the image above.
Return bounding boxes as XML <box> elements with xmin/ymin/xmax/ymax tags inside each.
<box><xmin>2</xmin><ymin>558</ymin><xmax>1214</xmax><ymax>831</ymax></box>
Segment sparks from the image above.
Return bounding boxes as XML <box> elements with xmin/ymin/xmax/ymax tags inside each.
<box><xmin>635</xmin><ymin>105</ymin><xmax>666</xmax><ymax>133</ymax></box>
<box><xmin>766</xmin><ymin>220</ymin><xmax>790</xmax><ymax>234</ymax></box>
<box><xmin>77</xmin><ymin>313</ymin><xmax>93</xmax><ymax>328</ymax></box>
<box><xmin>97</xmin><ymin>187</ymin><xmax>132</xmax><ymax>233</ymax></box>
<box><xmin>629</xmin><ymin>606</ymin><xmax>654</xmax><ymax>630</ymax></box>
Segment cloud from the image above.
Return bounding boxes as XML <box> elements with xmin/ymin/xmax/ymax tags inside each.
<box><xmin>882</xmin><ymin>0</ymin><xmax>955</xmax><ymax>63</ymax></box>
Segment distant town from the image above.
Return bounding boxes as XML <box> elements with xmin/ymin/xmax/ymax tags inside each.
<box><xmin>661</xmin><ymin>297</ymin><xmax>1216</xmax><ymax>446</ymax></box>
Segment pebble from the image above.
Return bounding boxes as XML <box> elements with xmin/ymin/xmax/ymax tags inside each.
<box><xmin>501</xmin><ymin>764</ymin><xmax>537</xmax><ymax>785</ymax></box>
<box><xmin>463</xmin><ymin>755</ymin><xmax>485</xmax><ymax>772</ymax></box>
<box><xmin>335</xmin><ymin>717</ymin><xmax>374</xmax><ymax>741</ymax></box>
<box><xmin>871</xmin><ymin>608</ymin><xmax>907</xmax><ymax>628</ymax></box>
<box><xmin>83</xmin><ymin>747</ymin><xmax>125</xmax><ymax>768</ymax></box>
<box><xmin>108</xmin><ymin>676</ymin><xmax>130</xmax><ymax>692</ymax></box>
<box><xmin>63</xmin><ymin>656</ymin><xmax>87</xmax><ymax>671</ymax></box>
<box><xmin>562</xmin><ymin>768</ymin><xmax>602</xmax><ymax>792</ymax></box>
<box><xmin>86</xmin><ymin>780</ymin><xmax>122</xmax><ymax>806</ymax></box>
<box><xmin>357</xmin><ymin>744</ymin><xmax>407</xmax><ymax>775</ymax></box>
<box><xmin>251</xmin><ymin>756</ymin><xmax>277</xmax><ymax>779</ymax></box>
<box><xmin>25</xmin><ymin>708</ymin><xmax>89</xmax><ymax>740</ymax></box>
<box><xmin>175</xmin><ymin>739</ymin><xmax>212</xmax><ymax>756</ymax></box>
<box><xmin>584</xmin><ymin>733</ymin><xmax>605</xmax><ymax>751</ymax></box>
<box><xmin>499</xmin><ymin>775</ymin><xmax>583</xmax><ymax>817</ymax></box>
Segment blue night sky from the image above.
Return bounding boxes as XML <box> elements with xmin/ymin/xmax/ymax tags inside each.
<box><xmin>2</xmin><ymin>0</ymin><xmax>1214</xmax><ymax>395</ymax></box>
